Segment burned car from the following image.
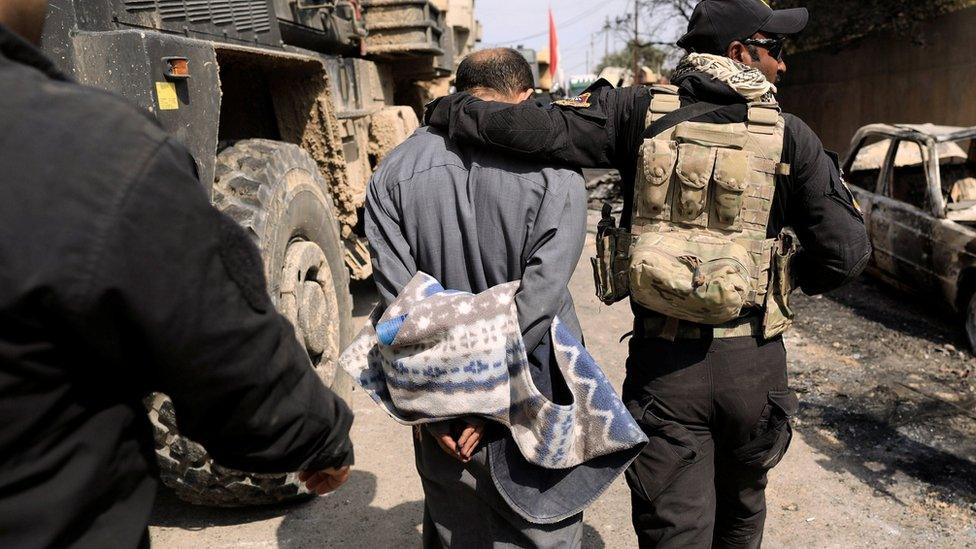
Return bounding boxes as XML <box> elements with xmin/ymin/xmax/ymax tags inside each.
<box><xmin>843</xmin><ymin>124</ymin><xmax>976</xmax><ymax>348</ymax></box>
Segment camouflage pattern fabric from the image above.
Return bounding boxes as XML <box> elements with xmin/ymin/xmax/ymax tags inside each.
<box><xmin>627</xmin><ymin>76</ymin><xmax>790</xmax><ymax>330</ymax></box>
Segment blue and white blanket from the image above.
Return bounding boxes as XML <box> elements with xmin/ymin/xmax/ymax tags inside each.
<box><xmin>339</xmin><ymin>272</ymin><xmax>647</xmax><ymax>470</ymax></box>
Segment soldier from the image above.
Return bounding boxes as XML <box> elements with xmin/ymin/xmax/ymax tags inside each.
<box><xmin>425</xmin><ymin>1</ymin><xmax>871</xmax><ymax>547</ymax></box>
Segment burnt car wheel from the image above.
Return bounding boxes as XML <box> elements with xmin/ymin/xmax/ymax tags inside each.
<box><xmin>966</xmin><ymin>292</ymin><xmax>976</xmax><ymax>353</ymax></box>
<box><xmin>147</xmin><ymin>139</ymin><xmax>353</xmax><ymax>506</ymax></box>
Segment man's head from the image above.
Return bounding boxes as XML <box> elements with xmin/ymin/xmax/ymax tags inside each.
<box><xmin>455</xmin><ymin>48</ymin><xmax>535</xmax><ymax>104</ymax></box>
<box><xmin>0</xmin><ymin>0</ymin><xmax>48</xmax><ymax>45</ymax></box>
<box><xmin>677</xmin><ymin>0</ymin><xmax>808</xmax><ymax>84</ymax></box>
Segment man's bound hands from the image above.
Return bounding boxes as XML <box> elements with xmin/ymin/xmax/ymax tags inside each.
<box><xmin>429</xmin><ymin>419</ymin><xmax>485</xmax><ymax>462</ymax></box>
<box><xmin>299</xmin><ymin>466</ymin><xmax>351</xmax><ymax>495</ymax></box>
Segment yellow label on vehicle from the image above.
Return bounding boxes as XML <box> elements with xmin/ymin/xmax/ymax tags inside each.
<box><xmin>155</xmin><ymin>81</ymin><xmax>179</xmax><ymax>110</ymax></box>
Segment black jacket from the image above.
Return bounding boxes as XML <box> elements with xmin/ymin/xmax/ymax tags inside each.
<box><xmin>426</xmin><ymin>74</ymin><xmax>872</xmax><ymax>297</ymax></box>
<box><xmin>0</xmin><ymin>26</ymin><xmax>353</xmax><ymax>548</ymax></box>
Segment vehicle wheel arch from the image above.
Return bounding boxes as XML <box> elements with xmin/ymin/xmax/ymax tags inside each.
<box><xmin>955</xmin><ymin>265</ymin><xmax>976</xmax><ymax>313</ymax></box>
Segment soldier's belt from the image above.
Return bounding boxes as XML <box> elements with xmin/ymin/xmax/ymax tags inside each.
<box><xmin>635</xmin><ymin>312</ymin><xmax>764</xmax><ymax>340</ymax></box>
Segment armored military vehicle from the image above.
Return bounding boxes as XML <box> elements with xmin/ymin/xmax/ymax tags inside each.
<box><xmin>41</xmin><ymin>0</ymin><xmax>478</xmax><ymax>506</ymax></box>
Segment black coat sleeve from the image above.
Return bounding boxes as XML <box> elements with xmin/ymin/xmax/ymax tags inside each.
<box><xmin>782</xmin><ymin>115</ymin><xmax>873</xmax><ymax>295</ymax></box>
<box><xmin>73</xmin><ymin>138</ymin><xmax>354</xmax><ymax>472</ymax></box>
<box><xmin>424</xmin><ymin>83</ymin><xmax>643</xmax><ymax>169</ymax></box>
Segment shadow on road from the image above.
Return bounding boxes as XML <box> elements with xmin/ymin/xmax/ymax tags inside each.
<box><xmin>149</xmin><ymin>485</ymin><xmax>299</xmax><ymax>529</ymax></box>
<box><xmin>276</xmin><ymin>470</ymin><xmax>423</xmax><ymax>548</ymax></box>
<box><xmin>798</xmin><ymin>402</ymin><xmax>976</xmax><ymax>506</ymax></box>
<box><xmin>150</xmin><ymin>471</ymin><xmax>425</xmax><ymax>545</ymax></box>
<box><xmin>582</xmin><ymin>523</ymin><xmax>607</xmax><ymax>548</ymax></box>
<box><xmin>818</xmin><ymin>276</ymin><xmax>966</xmax><ymax>349</ymax></box>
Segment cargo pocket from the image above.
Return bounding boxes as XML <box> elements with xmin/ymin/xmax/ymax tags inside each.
<box><xmin>732</xmin><ymin>389</ymin><xmax>799</xmax><ymax>470</ymax></box>
<box><xmin>638</xmin><ymin>139</ymin><xmax>677</xmax><ymax>219</ymax></box>
<box><xmin>673</xmin><ymin>143</ymin><xmax>715</xmax><ymax>225</ymax></box>
<box><xmin>625</xmin><ymin>398</ymin><xmax>700</xmax><ymax>504</ymax></box>
<box><xmin>710</xmin><ymin>149</ymin><xmax>750</xmax><ymax>230</ymax></box>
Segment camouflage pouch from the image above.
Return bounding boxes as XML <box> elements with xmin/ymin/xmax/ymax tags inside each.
<box><xmin>762</xmin><ymin>230</ymin><xmax>799</xmax><ymax>339</ymax></box>
<box><xmin>629</xmin><ymin>229</ymin><xmax>753</xmax><ymax>324</ymax></box>
<box><xmin>591</xmin><ymin>204</ymin><xmax>631</xmax><ymax>305</ymax></box>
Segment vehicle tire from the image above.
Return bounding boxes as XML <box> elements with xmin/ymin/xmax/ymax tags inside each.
<box><xmin>149</xmin><ymin>139</ymin><xmax>354</xmax><ymax>506</ymax></box>
<box><xmin>966</xmin><ymin>292</ymin><xmax>976</xmax><ymax>353</ymax></box>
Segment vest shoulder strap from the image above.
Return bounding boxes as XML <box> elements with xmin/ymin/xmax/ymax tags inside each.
<box><xmin>649</xmin><ymin>84</ymin><xmax>679</xmax><ymax>95</ymax></box>
<box><xmin>646</xmin><ymin>101</ymin><xmax>725</xmax><ymax>140</ymax></box>
<box><xmin>646</xmin><ymin>86</ymin><xmax>681</xmax><ymax>126</ymax></box>
<box><xmin>746</xmin><ymin>103</ymin><xmax>781</xmax><ymax>136</ymax></box>
<box><xmin>744</xmin><ymin>102</ymin><xmax>791</xmax><ymax>175</ymax></box>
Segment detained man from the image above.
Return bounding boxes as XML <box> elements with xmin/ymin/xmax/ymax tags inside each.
<box><xmin>359</xmin><ymin>49</ymin><xmax>639</xmax><ymax>548</ymax></box>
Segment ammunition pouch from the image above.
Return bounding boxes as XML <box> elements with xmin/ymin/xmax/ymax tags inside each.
<box><xmin>591</xmin><ymin>204</ymin><xmax>631</xmax><ymax>305</ymax></box>
<box><xmin>629</xmin><ymin>229</ymin><xmax>754</xmax><ymax>324</ymax></box>
<box><xmin>762</xmin><ymin>230</ymin><xmax>799</xmax><ymax>339</ymax></box>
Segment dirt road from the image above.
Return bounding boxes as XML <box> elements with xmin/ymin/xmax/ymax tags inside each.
<box><xmin>150</xmin><ymin>213</ymin><xmax>976</xmax><ymax>548</ymax></box>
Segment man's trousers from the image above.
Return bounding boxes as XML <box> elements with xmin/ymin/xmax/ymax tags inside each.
<box><xmin>622</xmin><ymin>334</ymin><xmax>798</xmax><ymax>549</ymax></box>
<box><xmin>413</xmin><ymin>425</ymin><xmax>583</xmax><ymax>549</ymax></box>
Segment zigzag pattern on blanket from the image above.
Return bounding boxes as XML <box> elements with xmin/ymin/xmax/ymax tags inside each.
<box><xmin>339</xmin><ymin>272</ymin><xmax>647</xmax><ymax>469</ymax></box>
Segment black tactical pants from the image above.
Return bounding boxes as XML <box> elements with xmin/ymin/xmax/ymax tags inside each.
<box><xmin>622</xmin><ymin>334</ymin><xmax>798</xmax><ymax>549</ymax></box>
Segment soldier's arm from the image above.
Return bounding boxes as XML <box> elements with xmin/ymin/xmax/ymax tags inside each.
<box><xmin>73</xmin><ymin>137</ymin><xmax>354</xmax><ymax>472</ymax></box>
<box><xmin>425</xmin><ymin>82</ymin><xmax>644</xmax><ymax>170</ymax></box>
<box><xmin>783</xmin><ymin>116</ymin><xmax>872</xmax><ymax>295</ymax></box>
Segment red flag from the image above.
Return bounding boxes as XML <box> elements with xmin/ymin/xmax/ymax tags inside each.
<box><xmin>548</xmin><ymin>8</ymin><xmax>559</xmax><ymax>80</ymax></box>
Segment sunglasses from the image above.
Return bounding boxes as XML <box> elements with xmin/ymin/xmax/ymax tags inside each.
<box><xmin>742</xmin><ymin>37</ymin><xmax>785</xmax><ymax>61</ymax></box>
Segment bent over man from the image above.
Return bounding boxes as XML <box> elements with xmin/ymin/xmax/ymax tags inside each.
<box><xmin>366</xmin><ymin>48</ymin><xmax>589</xmax><ymax>547</ymax></box>
<box><xmin>425</xmin><ymin>1</ymin><xmax>872</xmax><ymax>547</ymax></box>
<box><xmin>0</xmin><ymin>3</ymin><xmax>353</xmax><ymax>547</ymax></box>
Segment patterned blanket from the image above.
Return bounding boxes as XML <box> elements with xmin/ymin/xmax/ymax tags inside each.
<box><xmin>339</xmin><ymin>272</ymin><xmax>647</xmax><ymax>469</ymax></box>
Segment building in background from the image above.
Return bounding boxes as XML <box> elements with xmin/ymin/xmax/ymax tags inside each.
<box><xmin>776</xmin><ymin>1</ymin><xmax>976</xmax><ymax>153</ymax></box>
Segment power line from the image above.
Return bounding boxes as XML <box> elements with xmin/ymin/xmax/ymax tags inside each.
<box><xmin>482</xmin><ymin>1</ymin><xmax>619</xmax><ymax>47</ymax></box>
<box><xmin>564</xmin><ymin>59</ymin><xmax>590</xmax><ymax>72</ymax></box>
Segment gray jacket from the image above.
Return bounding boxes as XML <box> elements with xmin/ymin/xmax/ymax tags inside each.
<box><xmin>364</xmin><ymin>126</ymin><xmax>586</xmax><ymax>397</ymax></box>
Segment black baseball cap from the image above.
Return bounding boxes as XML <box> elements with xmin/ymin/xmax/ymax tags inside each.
<box><xmin>677</xmin><ymin>0</ymin><xmax>809</xmax><ymax>54</ymax></box>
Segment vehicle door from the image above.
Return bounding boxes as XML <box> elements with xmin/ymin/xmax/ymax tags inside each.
<box><xmin>870</xmin><ymin>139</ymin><xmax>941</xmax><ymax>293</ymax></box>
<box><xmin>843</xmin><ymin>134</ymin><xmax>890</xmax><ymax>273</ymax></box>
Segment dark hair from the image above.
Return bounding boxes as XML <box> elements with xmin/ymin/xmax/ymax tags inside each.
<box><xmin>745</xmin><ymin>44</ymin><xmax>761</xmax><ymax>60</ymax></box>
<box><xmin>455</xmin><ymin>48</ymin><xmax>534</xmax><ymax>96</ymax></box>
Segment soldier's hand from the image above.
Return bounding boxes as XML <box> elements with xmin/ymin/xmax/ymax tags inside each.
<box><xmin>299</xmin><ymin>466</ymin><xmax>350</xmax><ymax>495</ymax></box>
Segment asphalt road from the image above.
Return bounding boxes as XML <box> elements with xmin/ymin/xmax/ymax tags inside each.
<box><xmin>150</xmin><ymin>211</ymin><xmax>976</xmax><ymax>548</ymax></box>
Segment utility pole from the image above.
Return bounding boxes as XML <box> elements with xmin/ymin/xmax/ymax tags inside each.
<box><xmin>589</xmin><ymin>33</ymin><xmax>595</xmax><ymax>73</ymax></box>
<box><xmin>604</xmin><ymin>15</ymin><xmax>610</xmax><ymax>59</ymax></box>
<box><xmin>632</xmin><ymin>0</ymin><xmax>640</xmax><ymax>83</ymax></box>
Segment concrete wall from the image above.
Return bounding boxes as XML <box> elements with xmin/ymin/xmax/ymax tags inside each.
<box><xmin>777</xmin><ymin>7</ymin><xmax>976</xmax><ymax>154</ymax></box>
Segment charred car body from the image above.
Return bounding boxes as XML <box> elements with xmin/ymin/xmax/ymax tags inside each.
<box><xmin>40</xmin><ymin>0</ymin><xmax>478</xmax><ymax>506</ymax></box>
<box><xmin>844</xmin><ymin>124</ymin><xmax>976</xmax><ymax>349</ymax></box>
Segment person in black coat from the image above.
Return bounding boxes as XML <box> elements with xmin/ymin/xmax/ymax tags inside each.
<box><xmin>0</xmin><ymin>2</ymin><xmax>354</xmax><ymax>547</ymax></box>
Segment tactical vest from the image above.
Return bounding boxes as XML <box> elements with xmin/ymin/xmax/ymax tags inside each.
<box><xmin>592</xmin><ymin>86</ymin><xmax>798</xmax><ymax>339</ymax></box>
